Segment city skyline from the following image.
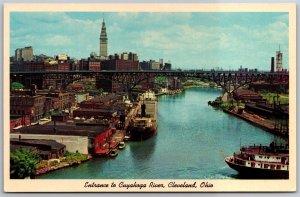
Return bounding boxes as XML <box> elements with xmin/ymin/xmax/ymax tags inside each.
<box><xmin>10</xmin><ymin>12</ymin><xmax>289</xmax><ymax>70</ymax></box>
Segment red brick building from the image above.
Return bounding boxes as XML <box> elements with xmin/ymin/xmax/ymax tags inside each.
<box><xmin>37</xmin><ymin>90</ymin><xmax>73</xmax><ymax>111</ymax></box>
<box><xmin>23</xmin><ymin>62</ymin><xmax>45</xmax><ymax>71</ymax></box>
<box><xmin>10</xmin><ymin>115</ymin><xmax>31</xmax><ymax>131</ymax></box>
<box><xmin>73</xmin><ymin>94</ymin><xmax>128</xmax><ymax>119</ymax></box>
<box><xmin>233</xmin><ymin>89</ymin><xmax>263</xmax><ymax>102</ymax></box>
<box><xmin>88</xmin><ymin>61</ymin><xmax>101</xmax><ymax>71</ymax></box>
<box><xmin>10</xmin><ymin>94</ymin><xmax>46</xmax><ymax>123</ymax></box>
<box><xmin>101</xmin><ymin>59</ymin><xmax>140</xmax><ymax>70</ymax></box>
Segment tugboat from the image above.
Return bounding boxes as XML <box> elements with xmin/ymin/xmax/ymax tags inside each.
<box><xmin>128</xmin><ymin>90</ymin><xmax>158</xmax><ymax>141</ymax></box>
<box><xmin>225</xmin><ymin>142</ymin><xmax>289</xmax><ymax>179</ymax></box>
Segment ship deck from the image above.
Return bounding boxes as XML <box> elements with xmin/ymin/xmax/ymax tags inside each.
<box><xmin>232</xmin><ymin>155</ymin><xmax>287</xmax><ymax>165</ymax></box>
<box><xmin>239</xmin><ymin>146</ymin><xmax>289</xmax><ymax>157</ymax></box>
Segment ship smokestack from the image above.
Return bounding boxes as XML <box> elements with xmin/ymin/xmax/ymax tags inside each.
<box><xmin>141</xmin><ymin>103</ymin><xmax>146</xmax><ymax>117</ymax></box>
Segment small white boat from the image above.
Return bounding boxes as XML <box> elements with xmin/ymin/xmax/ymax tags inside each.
<box><xmin>118</xmin><ymin>142</ymin><xmax>126</xmax><ymax>149</ymax></box>
<box><xmin>124</xmin><ymin>134</ymin><xmax>131</xmax><ymax>141</ymax></box>
<box><xmin>109</xmin><ymin>149</ymin><xmax>118</xmax><ymax>157</ymax></box>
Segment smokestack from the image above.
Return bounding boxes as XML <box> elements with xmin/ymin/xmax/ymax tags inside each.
<box><xmin>141</xmin><ymin>103</ymin><xmax>146</xmax><ymax>117</ymax></box>
<box><xmin>271</xmin><ymin>57</ymin><xmax>275</xmax><ymax>73</ymax></box>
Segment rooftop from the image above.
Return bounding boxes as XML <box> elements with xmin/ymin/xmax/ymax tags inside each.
<box><xmin>11</xmin><ymin>124</ymin><xmax>110</xmax><ymax>137</ymax></box>
<box><xmin>10</xmin><ymin>138</ymin><xmax>65</xmax><ymax>150</ymax></box>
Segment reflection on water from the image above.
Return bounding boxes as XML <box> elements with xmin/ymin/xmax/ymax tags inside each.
<box><xmin>38</xmin><ymin>87</ymin><xmax>284</xmax><ymax>179</ymax></box>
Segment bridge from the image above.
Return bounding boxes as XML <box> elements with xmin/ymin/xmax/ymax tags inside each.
<box><xmin>10</xmin><ymin>70</ymin><xmax>289</xmax><ymax>95</ymax></box>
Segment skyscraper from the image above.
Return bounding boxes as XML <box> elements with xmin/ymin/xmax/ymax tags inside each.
<box><xmin>99</xmin><ymin>19</ymin><xmax>108</xmax><ymax>57</ymax></box>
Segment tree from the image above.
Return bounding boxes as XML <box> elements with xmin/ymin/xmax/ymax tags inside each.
<box><xmin>10</xmin><ymin>148</ymin><xmax>41</xmax><ymax>179</ymax></box>
<box><xmin>11</xmin><ymin>82</ymin><xmax>24</xmax><ymax>90</ymax></box>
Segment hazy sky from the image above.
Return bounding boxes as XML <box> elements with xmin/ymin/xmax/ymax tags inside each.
<box><xmin>10</xmin><ymin>12</ymin><xmax>289</xmax><ymax>70</ymax></box>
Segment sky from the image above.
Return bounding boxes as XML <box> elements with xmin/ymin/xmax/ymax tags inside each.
<box><xmin>10</xmin><ymin>12</ymin><xmax>289</xmax><ymax>70</ymax></box>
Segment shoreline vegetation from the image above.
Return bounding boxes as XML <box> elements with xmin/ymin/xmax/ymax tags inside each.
<box><xmin>35</xmin><ymin>152</ymin><xmax>92</xmax><ymax>177</ymax></box>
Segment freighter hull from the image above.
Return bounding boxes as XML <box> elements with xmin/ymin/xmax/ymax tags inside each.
<box><xmin>129</xmin><ymin>125</ymin><xmax>157</xmax><ymax>141</ymax></box>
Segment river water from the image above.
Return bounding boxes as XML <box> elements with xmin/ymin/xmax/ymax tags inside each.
<box><xmin>38</xmin><ymin>87</ymin><xmax>281</xmax><ymax>179</ymax></box>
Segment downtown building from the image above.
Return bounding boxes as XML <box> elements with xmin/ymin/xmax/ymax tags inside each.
<box><xmin>15</xmin><ymin>46</ymin><xmax>34</xmax><ymax>62</ymax></box>
<box><xmin>96</xmin><ymin>53</ymin><xmax>140</xmax><ymax>92</ymax></box>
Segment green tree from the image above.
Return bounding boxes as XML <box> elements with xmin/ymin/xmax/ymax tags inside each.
<box><xmin>10</xmin><ymin>148</ymin><xmax>41</xmax><ymax>179</ymax></box>
<box><xmin>11</xmin><ymin>82</ymin><xmax>25</xmax><ymax>90</ymax></box>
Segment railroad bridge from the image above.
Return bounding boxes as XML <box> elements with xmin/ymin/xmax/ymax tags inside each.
<box><xmin>10</xmin><ymin>70</ymin><xmax>289</xmax><ymax>94</ymax></box>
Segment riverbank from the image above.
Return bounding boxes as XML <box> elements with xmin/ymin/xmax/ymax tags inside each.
<box><xmin>156</xmin><ymin>89</ymin><xmax>183</xmax><ymax>96</ymax></box>
<box><xmin>223</xmin><ymin>109</ymin><xmax>288</xmax><ymax>138</ymax></box>
<box><xmin>36</xmin><ymin>154</ymin><xmax>93</xmax><ymax>176</ymax></box>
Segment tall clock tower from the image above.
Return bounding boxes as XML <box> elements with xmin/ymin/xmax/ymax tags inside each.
<box><xmin>99</xmin><ymin>18</ymin><xmax>108</xmax><ymax>57</ymax></box>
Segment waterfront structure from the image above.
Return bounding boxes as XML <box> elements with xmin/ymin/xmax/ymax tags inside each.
<box><xmin>73</xmin><ymin>93</ymin><xmax>129</xmax><ymax>119</ymax></box>
<box><xmin>10</xmin><ymin>138</ymin><xmax>66</xmax><ymax>160</ymax></box>
<box><xmin>99</xmin><ymin>19</ymin><xmax>108</xmax><ymax>58</ymax></box>
<box><xmin>15</xmin><ymin>46</ymin><xmax>33</xmax><ymax>62</ymax></box>
<box><xmin>225</xmin><ymin>142</ymin><xmax>289</xmax><ymax>178</ymax></box>
<box><xmin>10</xmin><ymin>124</ymin><xmax>113</xmax><ymax>154</ymax></box>
<box><xmin>232</xmin><ymin>89</ymin><xmax>263</xmax><ymax>103</ymax></box>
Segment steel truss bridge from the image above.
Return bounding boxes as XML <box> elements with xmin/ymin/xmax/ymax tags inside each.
<box><xmin>10</xmin><ymin>70</ymin><xmax>289</xmax><ymax>94</ymax></box>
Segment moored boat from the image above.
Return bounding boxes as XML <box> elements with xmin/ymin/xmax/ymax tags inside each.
<box><xmin>108</xmin><ymin>149</ymin><xmax>118</xmax><ymax>157</ymax></box>
<box><xmin>124</xmin><ymin>134</ymin><xmax>131</xmax><ymax>141</ymax></box>
<box><xmin>225</xmin><ymin>142</ymin><xmax>289</xmax><ymax>179</ymax></box>
<box><xmin>118</xmin><ymin>141</ymin><xmax>125</xmax><ymax>149</ymax></box>
<box><xmin>129</xmin><ymin>90</ymin><xmax>158</xmax><ymax>141</ymax></box>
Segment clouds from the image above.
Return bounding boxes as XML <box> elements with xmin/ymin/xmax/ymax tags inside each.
<box><xmin>10</xmin><ymin>12</ymin><xmax>289</xmax><ymax>70</ymax></box>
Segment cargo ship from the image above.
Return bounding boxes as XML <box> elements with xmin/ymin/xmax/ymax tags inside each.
<box><xmin>225</xmin><ymin>142</ymin><xmax>289</xmax><ymax>179</ymax></box>
<box><xmin>128</xmin><ymin>90</ymin><xmax>158</xmax><ymax>141</ymax></box>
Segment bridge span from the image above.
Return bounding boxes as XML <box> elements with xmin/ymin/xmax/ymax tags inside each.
<box><xmin>10</xmin><ymin>70</ymin><xmax>289</xmax><ymax>94</ymax></box>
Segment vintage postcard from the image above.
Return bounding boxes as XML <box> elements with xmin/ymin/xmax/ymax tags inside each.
<box><xmin>3</xmin><ymin>3</ymin><xmax>296</xmax><ymax>192</ymax></box>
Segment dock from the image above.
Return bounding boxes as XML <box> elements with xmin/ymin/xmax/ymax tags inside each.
<box><xmin>223</xmin><ymin>109</ymin><xmax>288</xmax><ymax>138</ymax></box>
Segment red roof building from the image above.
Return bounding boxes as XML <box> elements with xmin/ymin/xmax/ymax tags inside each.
<box><xmin>233</xmin><ymin>89</ymin><xmax>263</xmax><ymax>102</ymax></box>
